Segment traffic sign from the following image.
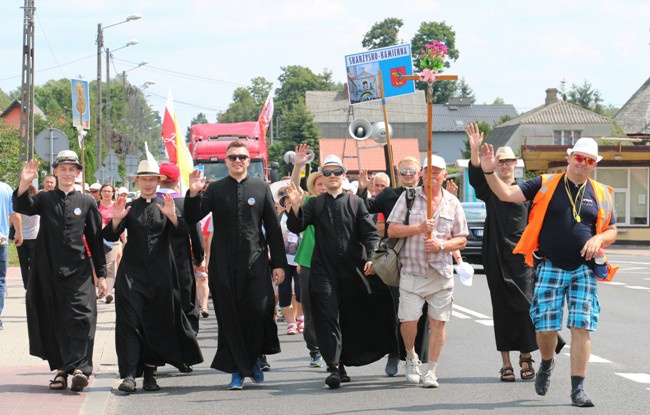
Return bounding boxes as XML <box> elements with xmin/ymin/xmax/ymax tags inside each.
<box><xmin>34</xmin><ymin>128</ymin><xmax>69</xmax><ymax>170</ymax></box>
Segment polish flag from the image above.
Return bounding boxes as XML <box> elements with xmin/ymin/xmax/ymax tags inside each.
<box><xmin>254</xmin><ymin>92</ymin><xmax>274</xmax><ymax>143</ymax></box>
<box><xmin>161</xmin><ymin>90</ymin><xmax>178</xmax><ymax>163</ymax></box>
<box><xmin>161</xmin><ymin>88</ymin><xmax>193</xmax><ymax>192</ymax></box>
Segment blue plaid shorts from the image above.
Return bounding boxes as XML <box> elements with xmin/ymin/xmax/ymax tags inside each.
<box><xmin>530</xmin><ymin>260</ymin><xmax>600</xmax><ymax>332</ymax></box>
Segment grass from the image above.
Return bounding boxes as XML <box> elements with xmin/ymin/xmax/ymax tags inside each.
<box><xmin>7</xmin><ymin>242</ymin><xmax>19</xmax><ymax>266</ymax></box>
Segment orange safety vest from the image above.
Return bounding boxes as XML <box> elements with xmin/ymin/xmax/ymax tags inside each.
<box><xmin>514</xmin><ymin>173</ymin><xmax>619</xmax><ymax>281</ymax></box>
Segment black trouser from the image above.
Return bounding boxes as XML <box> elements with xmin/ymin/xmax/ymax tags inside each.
<box><xmin>310</xmin><ymin>273</ymin><xmax>341</xmax><ymax>366</ymax></box>
<box><xmin>17</xmin><ymin>239</ymin><xmax>36</xmax><ymax>290</ymax></box>
<box><xmin>298</xmin><ymin>266</ymin><xmax>320</xmax><ymax>357</ymax></box>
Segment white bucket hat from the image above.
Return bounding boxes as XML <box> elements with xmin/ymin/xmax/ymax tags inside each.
<box><xmin>567</xmin><ymin>137</ymin><xmax>602</xmax><ymax>162</ymax></box>
<box><xmin>318</xmin><ymin>154</ymin><xmax>347</xmax><ymax>174</ymax></box>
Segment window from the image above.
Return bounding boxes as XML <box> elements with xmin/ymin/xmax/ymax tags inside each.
<box><xmin>595</xmin><ymin>167</ymin><xmax>649</xmax><ymax>226</ymax></box>
<box><xmin>553</xmin><ymin>130</ymin><xmax>581</xmax><ymax>145</ymax></box>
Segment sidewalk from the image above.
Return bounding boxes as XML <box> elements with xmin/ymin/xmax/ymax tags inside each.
<box><xmin>0</xmin><ymin>267</ymin><xmax>119</xmax><ymax>415</ymax></box>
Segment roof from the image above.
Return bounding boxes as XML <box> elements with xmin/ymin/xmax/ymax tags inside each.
<box><xmin>432</xmin><ymin>103</ymin><xmax>517</xmax><ymax>132</ymax></box>
<box><xmin>0</xmin><ymin>99</ymin><xmax>45</xmax><ymax>120</ymax></box>
<box><xmin>306</xmin><ymin>90</ymin><xmax>427</xmax><ymax>123</ymax></box>
<box><xmin>499</xmin><ymin>100</ymin><xmax>613</xmax><ymax>126</ymax></box>
<box><xmin>614</xmin><ymin>76</ymin><xmax>650</xmax><ymax>135</ymax></box>
<box><xmin>486</xmin><ymin>124</ymin><xmax>521</xmax><ymax>149</ymax></box>
<box><xmin>318</xmin><ymin>138</ymin><xmax>419</xmax><ymax>172</ymax></box>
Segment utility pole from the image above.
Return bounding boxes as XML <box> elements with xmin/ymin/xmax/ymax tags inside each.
<box><xmin>19</xmin><ymin>0</ymin><xmax>36</xmax><ymax>164</ymax></box>
<box><xmin>105</xmin><ymin>47</ymin><xmax>111</xmax><ymax>157</ymax></box>
<box><xmin>96</xmin><ymin>22</ymin><xmax>103</xmax><ymax>165</ymax></box>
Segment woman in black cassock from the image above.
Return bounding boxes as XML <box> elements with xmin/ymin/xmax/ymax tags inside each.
<box><xmin>103</xmin><ymin>161</ymin><xmax>203</xmax><ymax>393</ymax></box>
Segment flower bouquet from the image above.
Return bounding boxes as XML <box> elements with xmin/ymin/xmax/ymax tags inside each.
<box><xmin>419</xmin><ymin>40</ymin><xmax>448</xmax><ymax>83</ymax></box>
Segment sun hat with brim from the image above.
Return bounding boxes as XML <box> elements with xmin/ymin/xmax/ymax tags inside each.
<box><xmin>117</xmin><ymin>187</ymin><xmax>128</xmax><ymax>195</ymax></box>
<box><xmin>270</xmin><ymin>179</ymin><xmax>291</xmax><ymax>204</ymax></box>
<box><xmin>318</xmin><ymin>154</ymin><xmax>348</xmax><ymax>174</ymax></box>
<box><xmin>53</xmin><ymin>150</ymin><xmax>83</xmax><ymax>170</ymax></box>
<box><xmin>422</xmin><ymin>155</ymin><xmax>447</xmax><ymax>170</ymax></box>
<box><xmin>567</xmin><ymin>137</ymin><xmax>602</xmax><ymax>162</ymax></box>
<box><xmin>306</xmin><ymin>171</ymin><xmax>322</xmax><ymax>195</ymax></box>
<box><xmin>89</xmin><ymin>182</ymin><xmax>102</xmax><ymax>191</ymax></box>
<box><xmin>131</xmin><ymin>160</ymin><xmax>167</xmax><ymax>179</ymax></box>
<box><xmin>495</xmin><ymin>146</ymin><xmax>517</xmax><ymax>160</ymax></box>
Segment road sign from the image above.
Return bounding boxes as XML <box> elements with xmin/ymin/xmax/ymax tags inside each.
<box><xmin>34</xmin><ymin>128</ymin><xmax>69</xmax><ymax>170</ymax></box>
<box><xmin>125</xmin><ymin>155</ymin><xmax>140</xmax><ymax>177</ymax></box>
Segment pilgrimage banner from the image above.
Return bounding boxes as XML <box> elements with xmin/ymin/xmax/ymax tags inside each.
<box><xmin>71</xmin><ymin>79</ymin><xmax>90</xmax><ymax>130</ymax></box>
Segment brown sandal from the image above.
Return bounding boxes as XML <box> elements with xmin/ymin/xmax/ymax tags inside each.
<box><xmin>499</xmin><ymin>366</ymin><xmax>515</xmax><ymax>382</ymax></box>
<box><xmin>519</xmin><ymin>355</ymin><xmax>536</xmax><ymax>380</ymax></box>
<box><xmin>49</xmin><ymin>372</ymin><xmax>68</xmax><ymax>390</ymax></box>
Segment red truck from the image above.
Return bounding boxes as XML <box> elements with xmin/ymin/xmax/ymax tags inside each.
<box><xmin>189</xmin><ymin>121</ymin><xmax>278</xmax><ymax>182</ymax></box>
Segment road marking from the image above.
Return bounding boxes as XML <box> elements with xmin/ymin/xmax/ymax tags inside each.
<box><xmin>602</xmin><ymin>281</ymin><xmax>626</xmax><ymax>285</ymax></box>
<box><xmin>476</xmin><ymin>320</ymin><xmax>494</xmax><ymax>326</ymax></box>
<box><xmin>624</xmin><ymin>286</ymin><xmax>650</xmax><ymax>290</ymax></box>
<box><xmin>616</xmin><ymin>373</ymin><xmax>650</xmax><ymax>383</ymax></box>
<box><xmin>563</xmin><ymin>353</ymin><xmax>611</xmax><ymax>363</ymax></box>
<box><xmin>453</xmin><ymin>311</ymin><xmax>471</xmax><ymax>319</ymax></box>
<box><xmin>618</xmin><ymin>267</ymin><xmax>648</xmax><ymax>272</ymax></box>
<box><xmin>452</xmin><ymin>304</ymin><xmax>490</xmax><ymax>319</ymax></box>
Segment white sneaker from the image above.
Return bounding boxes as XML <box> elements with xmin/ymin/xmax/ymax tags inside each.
<box><xmin>422</xmin><ymin>369</ymin><xmax>439</xmax><ymax>388</ymax></box>
<box><xmin>405</xmin><ymin>358</ymin><xmax>422</xmax><ymax>384</ymax></box>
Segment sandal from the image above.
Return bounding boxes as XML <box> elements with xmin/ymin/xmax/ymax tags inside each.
<box><xmin>499</xmin><ymin>366</ymin><xmax>516</xmax><ymax>382</ymax></box>
<box><xmin>70</xmin><ymin>369</ymin><xmax>89</xmax><ymax>392</ymax></box>
<box><xmin>519</xmin><ymin>355</ymin><xmax>536</xmax><ymax>380</ymax></box>
<box><xmin>49</xmin><ymin>372</ymin><xmax>68</xmax><ymax>390</ymax></box>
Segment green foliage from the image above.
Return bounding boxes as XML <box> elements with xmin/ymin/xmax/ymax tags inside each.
<box><xmin>185</xmin><ymin>112</ymin><xmax>209</xmax><ymax>141</ymax></box>
<box><xmin>410</xmin><ymin>21</ymin><xmax>461</xmax><ymax>104</ymax></box>
<box><xmin>268</xmin><ymin>99</ymin><xmax>320</xmax><ymax>172</ymax></box>
<box><xmin>492</xmin><ymin>97</ymin><xmax>506</xmax><ymax>105</ymax></box>
<box><xmin>0</xmin><ymin>88</ymin><xmax>12</xmax><ymax>112</ymax></box>
<box><xmin>0</xmin><ymin>123</ymin><xmax>21</xmax><ymax>187</ymax></box>
<box><xmin>456</xmin><ymin>77</ymin><xmax>475</xmax><ymax>102</ymax></box>
<box><xmin>559</xmin><ymin>79</ymin><xmax>614</xmax><ymax>115</ymax></box>
<box><xmin>362</xmin><ymin>18</ymin><xmax>404</xmax><ymax>50</ymax></box>
<box><xmin>217</xmin><ymin>87</ymin><xmax>258</xmax><ymax>123</ymax></box>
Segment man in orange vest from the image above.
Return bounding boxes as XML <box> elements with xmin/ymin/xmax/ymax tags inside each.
<box><xmin>479</xmin><ymin>137</ymin><xmax>617</xmax><ymax>408</ymax></box>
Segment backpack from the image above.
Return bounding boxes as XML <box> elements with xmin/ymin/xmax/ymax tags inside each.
<box><xmin>371</xmin><ymin>188</ymin><xmax>416</xmax><ymax>287</ymax></box>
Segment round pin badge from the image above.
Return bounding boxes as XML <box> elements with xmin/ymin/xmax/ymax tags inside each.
<box><xmin>247</xmin><ymin>197</ymin><xmax>256</xmax><ymax>206</ymax></box>
<box><xmin>73</xmin><ymin>207</ymin><xmax>82</xmax><ymax>216</ymax></box>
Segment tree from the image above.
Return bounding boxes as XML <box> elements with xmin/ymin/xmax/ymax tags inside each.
<box><xmin>456</xmin><ymin>77</ymin><xmax>475</xmax><ymax>102</ymax></box>
<box><xmin>559</xmin><ymin>79</ymin><xmax>605</xmax><ymax>114</ymax></box>
<box><xmin>248</xmin><ymin>76</ymin><xmax>273</xmax><ymax>108</ymax></box>
<box><xmin>362</xmin><ymin>18</ymin><xmax>404</xmax><ymax>50</ymax></box>
<box><xmin>0</xmin><ymin>88</ymin><xmax>11</xmax><ymax>111</ymax></box>
<box><xmin>185</xmin><ymin>112</ymin><xmax>209</xmax><ymax>141</ymax></box>
<box><xmin>268</xmin><ymin>98</ymin><xmax>320</xmax><ymax>175</ymax></box>
<box><xmin>0</xmin><ymin>123</ymin><xmax>21</xmax><ymax>187</ymax></box>
<box><xmin>217</xmin><ymin>87</ymin><xmax>258</xmax><ymax>123</ymax></box>
<box><xmin>411</xmin><ymin>21</ymin><xmax>461</xmax><ymax>104</ymax></box>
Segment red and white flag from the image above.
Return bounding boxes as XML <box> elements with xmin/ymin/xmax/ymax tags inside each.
<box><xmin>254</xmin><ymin>92</ymin><xmax>274</xmax><ymax>142</ymax></box>
<box><xmin>161</xmin><ymin>90</ymin><xmax>178</xmax><ymax>163</ymax></box>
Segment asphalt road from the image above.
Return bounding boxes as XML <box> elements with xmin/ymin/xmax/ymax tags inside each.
<box><xmin>104</xmin><ymin>253</ymin><xmax>650</xmax><ymax>415</ymax></box>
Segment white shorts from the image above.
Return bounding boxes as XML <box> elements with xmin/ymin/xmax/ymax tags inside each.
<box><xmin>398</xmin><ymin>268</ymin><xmax>453</xmax><ymax>322</ymax></box>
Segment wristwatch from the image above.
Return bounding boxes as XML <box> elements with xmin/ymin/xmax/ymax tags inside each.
<box><xmin>439</xmin><ymin>241</ymin><xmax>445</xmax><ymax>252</ymax></box>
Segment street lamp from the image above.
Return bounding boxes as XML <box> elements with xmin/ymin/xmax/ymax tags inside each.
<box><xmin>106</xmin><ymin>41</ymin><xmax>140</xmax><ymax>157</ymax></box>
<box><xmin>96</xmin><ymin>13</ymin><xmax>142</xmax><ymax>168</ymax></box>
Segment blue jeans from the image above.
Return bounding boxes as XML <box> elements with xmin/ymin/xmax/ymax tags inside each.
<box><xmin>0</xmin><ymin>243</ymin><xmax>7</xmax><ymax>318</ymax></box>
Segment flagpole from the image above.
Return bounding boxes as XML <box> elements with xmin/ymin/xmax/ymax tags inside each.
<box><xmin>377</xmin><ymin>70</ymin><xmax>396</xmax><ymax>188</ymax></box>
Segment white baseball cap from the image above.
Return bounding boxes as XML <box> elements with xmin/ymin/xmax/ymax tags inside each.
<box><xmin>422</xmin><ymin>155</ymin><xmax>447</xmax><ymax>170</ymax></box>
<box><xmin>567</xmin><ymin>137</ymin><xmax>602</xmax><ymax>162</ymax></box>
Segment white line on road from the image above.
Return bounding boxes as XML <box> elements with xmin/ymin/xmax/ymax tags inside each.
<box><xmin>617</xmin><ymin>267</ymin><xmax>648</xmax><ymax>272</ymax></box>
<box><xmin>452</xmin><ymin>304</ymin><xmax>490</xmax><ymax>319</ymax></box>
<box><xmin>616</xmin><ymin>373</ymin><xmax>650</xmax><ymax>383</ymax></box>
<box><xmin>563</xmin><ymin>352</ymin><xmax>611</xmax><ymax>363</ymax></box>
<box><xmin>476</xmin><ymin>320</ymin><xmax>494</xmax><ymax>326</ymax></box>
<box><xmin>624</xmin><ymin>286</ymin><xmax>650</xmax><ymax>290</ymax></box>
<box><xmin>602</xmin><ymin>281</ymin><xmax>627</xmax><ymax>286</ymax></box>
<box><xmin>453</xmin><ymin>311</ymin><xmax>471</xmax><ymax>319</ymax></box>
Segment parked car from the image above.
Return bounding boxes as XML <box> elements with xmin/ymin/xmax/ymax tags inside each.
<box><xmin>460</xmin><ymin>201</ymin><xmax>486</xmax><ymax>265</ymax></box>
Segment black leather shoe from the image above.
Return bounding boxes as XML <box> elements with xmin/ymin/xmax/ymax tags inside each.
<box><xmin>339</xmin><ymin>365</ymin><xmax>351</xmax><ymax>383</ymax></box>
<box><xmin>118</xmin><ymin>377</ymin><xmax>136</xmax><ymax>393</ymax></box>
<box><xmin>143</xmin><ymin>377</ymin><xmax>160</xmax><ymax>392</ymax></box>
<box><xmin>325</xmin><ymin>368</ymin><xmax>341</xmax><ymax>389</ymax></box>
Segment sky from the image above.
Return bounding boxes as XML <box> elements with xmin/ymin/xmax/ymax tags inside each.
<box><xmin>1</xmin><ymin>0</ymin><xmax>649</xmax><ymax>135</ymax></box>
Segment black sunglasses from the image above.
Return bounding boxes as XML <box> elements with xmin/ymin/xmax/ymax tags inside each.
<box><xmin>322</xmin><ymin>169</ymin><xmax>344</xmax><ymax>177</ymax></box>
<box><xmin>227</xmin><ymin>154</ymin><xmax>249</xmax><ymax>162</ymax></box>
<box><xmin>399</xmin><ymin>168</ymin><xmax>417</xmax><ymax>176</ymax></box>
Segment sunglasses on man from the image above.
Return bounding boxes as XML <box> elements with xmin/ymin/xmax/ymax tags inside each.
<box><xmin>226</xmin><ymin>154</ymin><xmax>249</xmax><ymax>162</ymax></box>
<box><xmin>322</xmin><ymin>169</ymin><xmax>344</xmax><ymax>177</ymax></box>
<box><xmin>571</xmin><ymin>154</ymin><xmax>596</xmax><ymax>166</ymax></box>
<box><xmin>399</xmin><ymin>168</ymin><xmax>417</xmax><ymax>176</ymax></box>
<box><xmin>497</xmin><ymin>159</ymin><xmax>516</xmax><ymax>166</ymax></box>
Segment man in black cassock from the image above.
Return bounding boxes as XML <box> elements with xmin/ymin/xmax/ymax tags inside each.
<box><xmin>465</xmin><ymin>123</ymin><xmax>564</xmax><ymax>382</ymax></box>
<box><xmin>356</xmin><ymin>156</ymin><xmax>430</xmax><ymax>377</ymax></box>
<box><xmin>158</xmin><ymin>162</ymin><xmax>205</xmax><ymax>335</ymax></box>
<box><xmin>185</xmin><ymin>140</ymin><xmax>286</xmax><ymax>390</ymax></box>
<box><xmin>14</xmin><ymin>151</ymin><xmax>107</xmax><ymax>392</ymax></box>
<box><xmin>104</xmin><ymin>160</ymin><xmax>203</xmax><ymax>393</ymax></box>
<box><xmin>286</xmin><ymin>154</ymin><xmax>398</xmax><ymax>389</ymax></box>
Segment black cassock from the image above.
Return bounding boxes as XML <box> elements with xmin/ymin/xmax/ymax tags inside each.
<box><xmin>184</xmin><ymin>176</ymin><xmax>287</xmax><ymax>377</ymax></box>
<box><xmin>468</xmin><ymin>164</ymin><xmax>537</xmax><ymax>353</ymax></box>
<box><xmin>13</xmin><ymin>188</ymin><xmax>106</xmax><ymax>376</ymax></box>
<box><xmin>102</xmin><ymin>197</ymin><xmax>203</xmax><ymax>378</ymax></box>
<box><xmin>287</xmin><ymin>193</ymin><xmax>398</xmax><ymax>368</ymax></box>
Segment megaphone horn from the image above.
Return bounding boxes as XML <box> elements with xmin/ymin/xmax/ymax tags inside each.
<box><xmin>348</xmin><ymin>118</ymin><xmax>372</xmax><ymax>141</ymax></box>
<box><xmin>283</xmin><ymin>150</ymin><xmax>296</xmax><ymax>164</ymax></box>
<box><xmin>306</xmin><ymin>150</ymin><xmax>315</xmax><ymax>164</ymax></box>
<box><xmin>371</xmin><ymin>121</ymin><xmax>393</xmax><ymax>144</ymax></box>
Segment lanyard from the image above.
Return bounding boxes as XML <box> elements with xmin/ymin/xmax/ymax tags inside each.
<box><xmin>564</xmin><ymin>175</ymin><xmax>587</xmax><ymax>223</ymax></box>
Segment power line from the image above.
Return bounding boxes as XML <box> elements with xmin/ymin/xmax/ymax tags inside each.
<box><xmin>34</xmin><ymin>12</ymin><xmax>66</xmax><ymax>78</ymax></box>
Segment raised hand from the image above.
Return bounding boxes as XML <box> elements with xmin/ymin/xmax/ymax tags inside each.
<box><xmin>444</xmin><ymin>179</ymin><xmax>458</xmax><ymax>197</ymax></box>
<box><xmin>286</xmin><ymin>181</ymin><xmax>305</xmax><ymax>207</ymax></box>
<box><xmin>465</xmin><ymin>123</ymin><xmax>484</xmax><ymax>153</ymax></box>
<box><xmin>20</xmin><ymin>159</ymin><xmax>40</xmax><ymax>188</ymax></box>
<box><xmin>157</xmin><ymin>193</ymin><xmax>178</xmax><ymax>221</ymax></box>
<box><xmin>188</xmin><ymin>169</ymin><xmax>206</xmax><ymax>197</ymax></box>
<box><xmin>112</xmin><ymin>193</ymin><xmax>131</xmax><ymax>223</ymax></box>
<box><xmin>294</xmin><ymin>143</ymin><xmax>312</xmax><ymax>166</ymax></box>
<box><xmin>358</xmin><ymin>168</ymin><xmax>371</xmax><ymax>191</ymax></box>
<box><xmin>479</xmin><ymin>143</ymin><xmax>498</xmax><ymax>173</ymax></box>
